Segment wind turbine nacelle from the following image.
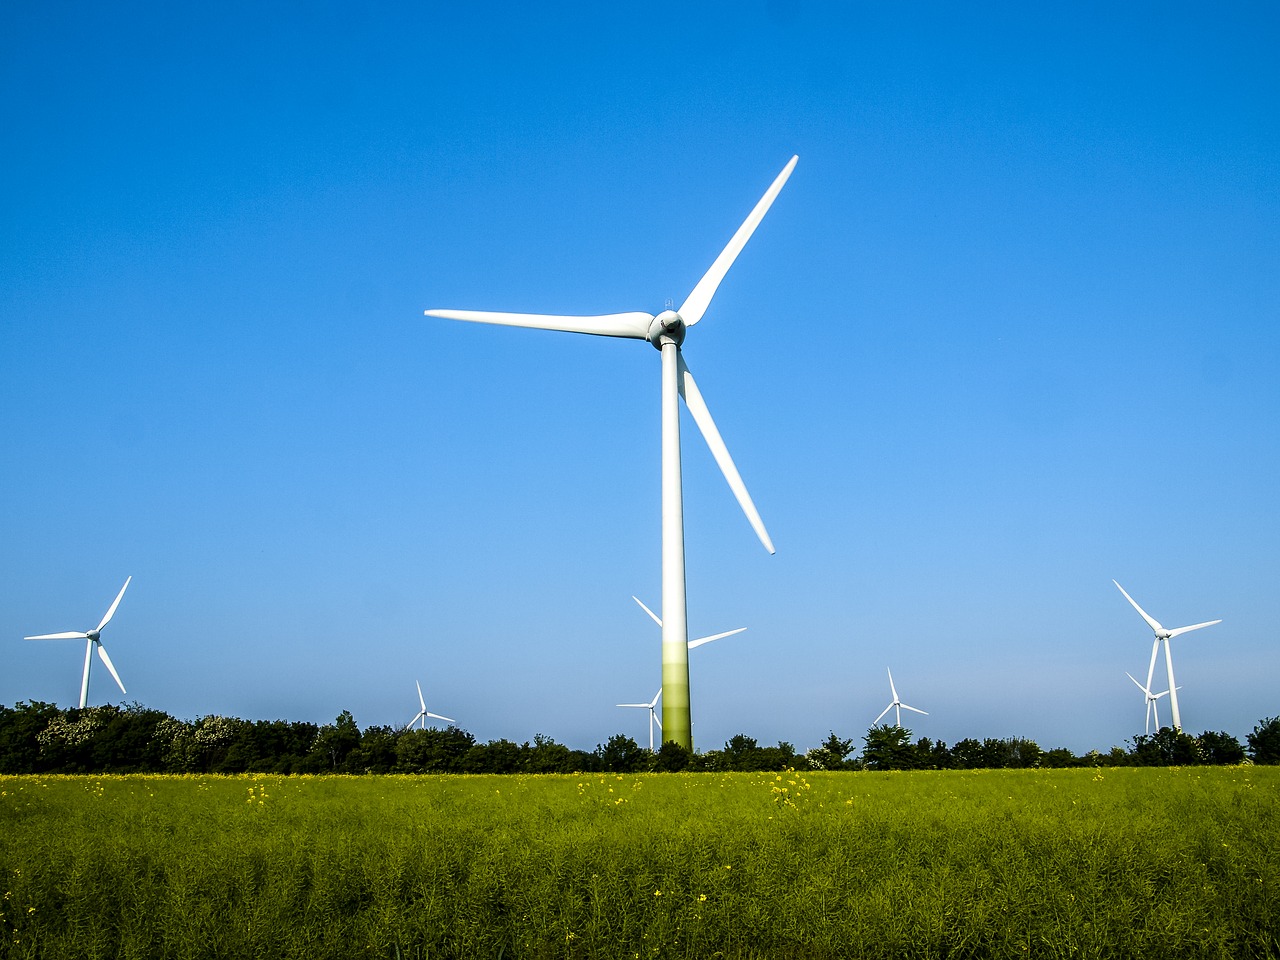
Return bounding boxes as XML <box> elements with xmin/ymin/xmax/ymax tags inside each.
<box><xmin>648</xmin><ymin>310</ymin><xmax>686</xmax><ymax>349</ymax></box>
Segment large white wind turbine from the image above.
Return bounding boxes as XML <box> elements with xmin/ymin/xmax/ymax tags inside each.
<box><xmin>24</xmin><ymin>577</ymin><xmax>132</xmax><ymax>709</ymax></box>
<box><xmin>873</xmin><ymin>668</ymin><xmax>928</xmax><ymax>728</ymax></box>
<box><xmin>1112</xmin><ymin>580</ymin><xmax>1220</xmax><ymax>732</ymax></box>
<box><xmin>616</xmin><ymin>688</ymin><xmax>662</xmax><ymax>752</ymax></box>
<box><xmin>427</xmin><ymin>157</ymin><xmax>797</xmax><ymax>751</ymax></box>
<box><xmin>405</xmin><ymin>680</ymin><xmax>455</xmax><ymax>731</ymax></box>
<box><xmin>1125</xmin><ymin>671</ymin><xmax>1177</xmax><ymax>736</ymax></box>
<box><xmin>630</xmin><ymin>596</ymin><xmax>746</xmax><ymax>650</ymax></box>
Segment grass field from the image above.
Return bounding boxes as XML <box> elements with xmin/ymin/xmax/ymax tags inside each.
<box><xmin>2</xmin><ymin>767</ymin><xmax>1277</xmax><ymax>959</ymax></box>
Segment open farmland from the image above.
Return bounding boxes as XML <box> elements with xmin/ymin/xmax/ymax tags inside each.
<box><xmin>2</xmin><ymin>767</ymin><xmax>1277</xmax><ymax>959</ymax></box>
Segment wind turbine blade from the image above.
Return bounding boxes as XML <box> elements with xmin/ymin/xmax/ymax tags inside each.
<box><xmin>96</xmin><ymin>644</ymin><xmax>127</xmax><ymax>696</ymax></box>
<box><xmin>1153</xmin><ymin>690</ymin><xmax>1171</xmax><ymax>700</ymax></box>
<box><xmin>687</xmin><ymin>627</ymin><xmax>747</xmax><ymax>649</ymax></box>
<box><xmin>405</xmin><ymin>710</ymin><xmax>427</xmax><ymax>731</ymax></box>
<box><xmin>1125</xmin><ymin>672</ymin><xmax>1148</xmax><ymax>694</ymax></box>
<box><xmin>901</xmin><ymin>704</ymin><xmax>928</xmax><ymax>716</ymax></box>
<box><xmin>616</xmin><ymin>703</ymin><xmax>649</xmax><ymax>708</ymax></box>
<box><xmin>425</xmin><ymin>713</ymin><xmax>455</xmax><ymax>724</ymax></box>
<box><xmin>679</xmin><ymin>155</ymin><xmax>798</xmax><ymax>326</ymax></box>
<box><xmin>97</xmin><ymin>576</ymin><xmax>132</xmax><ymax>632</ymax></box>
<box><xmin>24</xmin><ymin>632</ymin><xmax>90</xmax><ymax>640</ymax></box>
<box><xmin>1112</xmin><ymin>580</ymin><xmax>1165</xmax><ymax>635</ymax></box>
<box><xmin>677</xmin><ymin>354</ymin><xmax>774</xmax><ymax>554</ymax></box>
<box><xmin>425</xmin><ymin>309</ymin><xmax>653</xmax><ymax>340</ymax></box>
<box><xmin>632</xmin><ymin>596</ymin><xmax>663</xmax><ymax>627</ymax></box>
<box><xmin>1167</xmin><ymin>619</ymin><xmax>1222</xmax><ymax>638</ymax></box>
<box><xmin>653</xmin><ymin>713</ymin><xmax>662</xmax><ymax>730</ymax></box>
<box><xmin>416</xmin><ymin>681</ymin><xmax>426</xmax><ymax>712</ymax></box>
<box><xmin>649</xmin><ymin>689</ymin><xmax>662</xmax><ymax>708</ymax></box>
<box><xmin>887</xmin><ymin>668</ymin><xmax>899</xmax><ymax>702</ymax></box>
<box><xmin>873</xmin><ymin>704</ymin><xmax>893</xmax><ymax>725</ymax></box>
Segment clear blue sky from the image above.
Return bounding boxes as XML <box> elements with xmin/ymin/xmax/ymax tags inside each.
<box><xmin>3</xmin><ymin>2</ymin><xmax>1276</xmax><ymax>755</ymax></box>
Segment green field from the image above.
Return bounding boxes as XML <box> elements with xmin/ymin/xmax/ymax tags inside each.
<box><xmin>2</xmin><ymin>767</ymin><xmax>1277</xmax><ymax>959</ymax></box>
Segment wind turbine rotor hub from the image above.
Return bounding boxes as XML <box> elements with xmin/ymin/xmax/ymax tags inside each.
<box><xmin>648</xmin><ymin>310</ymin><xmax>686</xmax><ymax>349</ymax></box>
<box><xmin>87</xmin><ymin>631</ymin><xmax>100</xmax><ymax>642</ymax></box>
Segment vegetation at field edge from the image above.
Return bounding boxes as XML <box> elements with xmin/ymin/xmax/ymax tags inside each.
<box><xmin>3</xmin><ymin>701</ymin><xmax>1277</xmax><ymax>775</ymax></box>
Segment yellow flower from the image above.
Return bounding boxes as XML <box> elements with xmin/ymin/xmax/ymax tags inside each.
<box><xmin>654</xmin><ymin>889</ymin><xmax>662</xmax><ymax>897</ymax></box>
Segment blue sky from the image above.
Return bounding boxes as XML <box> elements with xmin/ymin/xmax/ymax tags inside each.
<box><xmin>3</xmin><ymin>2</ymin><xmax>1277</xmax><ymax>755</ymax></box>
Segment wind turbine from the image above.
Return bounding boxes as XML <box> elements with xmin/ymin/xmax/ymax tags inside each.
<box><xmin>427</xmin><ymin>157</ymin><xmax>797</xmax><ymax>751</ymax></box>
<box><xmin>24</xmin><ymin>577</ymin><xmax>131</xmax><ymax>709</ymax></box>
<box><xmin>873</xmin><ymin>668</ymin><xmax>928</xmax><ymax>728</ymax></box>
<box><xmin>404</xmin><ymin>680</ymin><xmax>454</xmax><ymax>731</ymax></box>
<box><xmin>631</xmin><ymin>596</ymin><xmax>746</xmax><ymax>650</ymax></box>
<box><xmin>1125</xmin><ymin>671</ymin><xmax>1177</xmax><ymax>735</ymax></box>
<box><xmin>616</xmin><ymin>688</ymin><xmax>662</xmax><ymax>752</ymax></box>
<box><xmin>1112</xmin><ymin>579</ymin><xmax>1220</xmax><ymax>731</ymax></box>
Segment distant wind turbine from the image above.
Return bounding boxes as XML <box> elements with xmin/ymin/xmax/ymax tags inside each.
<box><xmin>24</xmin><ymin>577</ymin><xmax>132</xmax><ymax>709</ymax></box>
<box><xmin>631</xmin><ymin>596</ymin><xmax>746</xmax><ymax>650</ymax></box>
<box><xmin>1125</xmin><ymin>671</ymin><xmax>1178</xmax><ymax>736</ymax></box>
<box><xmin>617</xmin><ymin>688</ymin><xmax>662</xmax><ymax>752</ymax></box>
<box><xmin>1112</xmin><ymin>580</ymin><xmax>1220</xmax><ymax>732</ymax></box>
<box><xmin>873</xmin><ymin>668</ymin><xmax>928</xmax><ymax>728</ymax></box>
<box><xmin>427</xmin><ymin>157</ymin><xmax>798</xmax><ymax>751</ymax></box>
<box><xmin>404</xmin><ymin>680</ymin><xmax>454</xmax><ymax>731</ymax></box>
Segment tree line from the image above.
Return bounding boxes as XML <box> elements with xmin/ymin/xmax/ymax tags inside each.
<box><xmin>0</xmin><ymin>700</ymin><xmax>1277</xmax><ymax>775</ymax></box>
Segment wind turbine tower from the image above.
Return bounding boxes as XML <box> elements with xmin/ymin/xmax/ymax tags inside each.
<box><xmin>874</xmin><ymin>668</ymin><xmax>928</xmax><ymax>728</ymax></box>
<box><xmin>1112</xmin><ymin>579</ymin><xmax>1220</xmax><ymax>732</ymax></box>
<box><xmin>1125</xmin><ymin>671</ymin><xmax>1176</xmax><ymax>735</ymax></box>
<box><xmin>405</xmin><ymin>680</ymin><xmax>454</xmax><ymax>731</ymax></box>
<box><xmin>616</xmin><ymin>688</ymin><xmax>662</xmax><ymax>752</ymax></box>
<box><xmin>24</xmin><ymin>577</ymin><xmax>132</xmax><ymax>709</ymax></box>
<box><xmin>427</xmin><ymin>158</ymin><xmax>797</xmax><ymax>751</ymax></box>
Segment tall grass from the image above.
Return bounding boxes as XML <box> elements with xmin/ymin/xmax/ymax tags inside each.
<box><xmin>2</xmin><ymin>767</ymin><xmax>1277</xmax><ymax>958</ymax></box>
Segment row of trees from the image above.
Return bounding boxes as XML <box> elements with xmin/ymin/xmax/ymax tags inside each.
<box><xmin>1</xmin><ymin>701</ymin><xmax>1277</xmax><ymax>775</ymax></box>
<box><xmin>848</xmin><ymin>724</ymin><xmax>1272</xmax><ymax>771</ymax></box>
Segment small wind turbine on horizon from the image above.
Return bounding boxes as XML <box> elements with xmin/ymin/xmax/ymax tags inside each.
<box><xmin>874</xmin><ymin>668</ymin><xmax>928</xmax><ymax>728</ymax></box>
<box><xmin>24</xmin><ymin>577</ymin><xmax>132</xmax><ymax>709</ymax></box>
<box><xmin>404</xmin><ymin>681</ymin><xmax>454</xmax><ymax>731</ymax></box>
<box><xmin>631</xmin><ymin>596</ymin><xmax>746</xmax><ymax>650</ymax></box>
<box><xmin>426</xmin><ymin>157</ymin><xmax>798</xmax><ymax>751</ymax></box>
<box><xmin>1112</xmin><ymin>579</ymin><xmax>1220</xmax><ymax>732</ymax></box>
<box><xmin>616</xmin><ymin>688</ymin><xmax>662</xmax><ymax>752</ymax></box>
<box><xmin>1125</xmin><ymin>671</ymin><xmax>1178</xmax><ymax>736</ymax></box>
